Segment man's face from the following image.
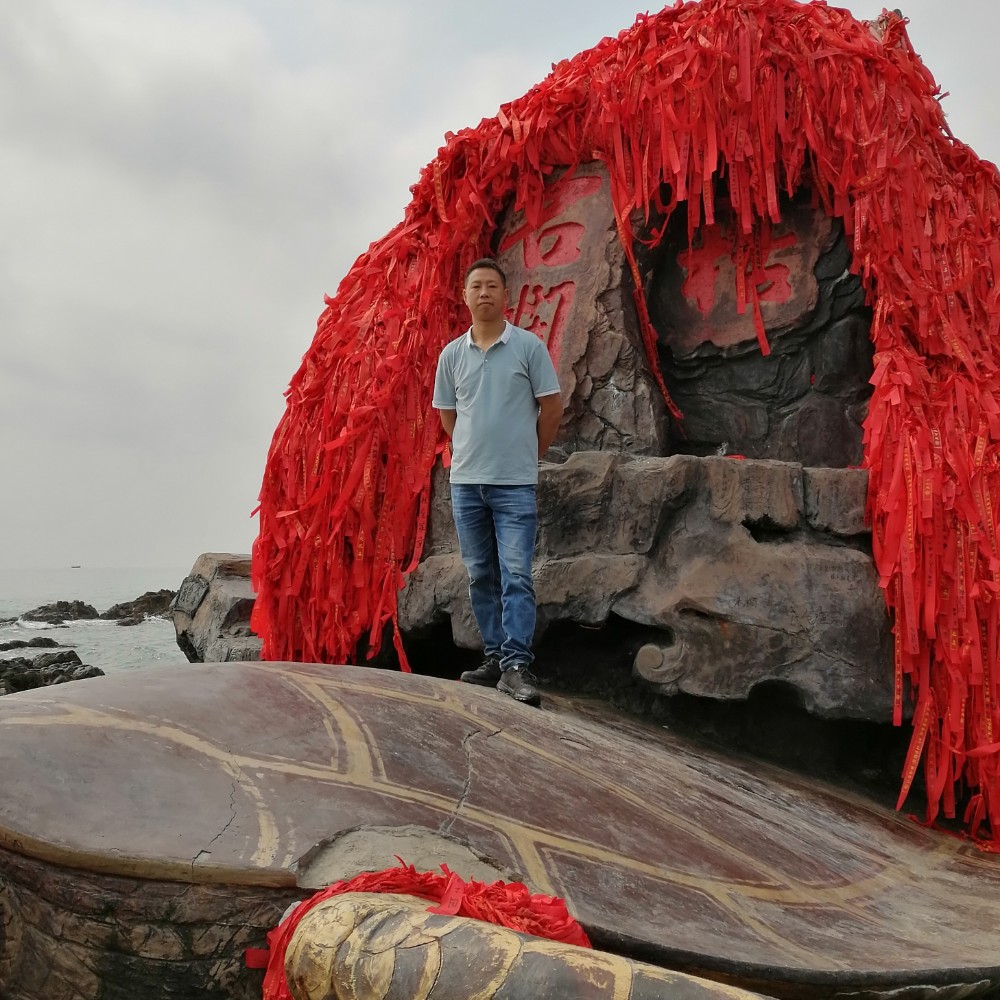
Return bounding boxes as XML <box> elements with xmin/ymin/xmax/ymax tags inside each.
<box><xmin>463</xmin><ymin>267</ymin><xmax>506</xmax><ymax>323</ymax></box>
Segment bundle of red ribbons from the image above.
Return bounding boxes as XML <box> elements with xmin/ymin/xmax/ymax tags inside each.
<box><xmin>252</xmin><ymin>0</ymin><xmax>1000</xmax><ymax>847</ymax></box>
<box><xmin>247</xmin><ymin>862</ymin><xmax>590</xmax><ymax>1000</ymax></box>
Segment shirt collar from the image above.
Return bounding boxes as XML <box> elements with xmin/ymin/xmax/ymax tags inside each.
<box><xmin>465</xmin><ymin>321</ymin><xmax>511</xmax><ymax>347</ymax></box>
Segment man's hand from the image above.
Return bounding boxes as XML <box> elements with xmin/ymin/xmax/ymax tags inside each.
<box><xmin>536</xmin><ymin>393</ymin><xmax>563</xmax><ymax>458</ymax></box>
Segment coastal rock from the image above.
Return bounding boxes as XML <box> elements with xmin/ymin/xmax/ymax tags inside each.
<box><xmin>179</xmin><ymin>171</ymin><xmax>884</xmax><ymax>723</ymax></box>
<box><xmin>100</xmin><ymin>589</ymin><xmax>176</xmax><ymax>623</ymax></box>
<box><xmin>0</xmin><ymin>650</ymin><xmax>103</xmax><ymax>697</ymax></box>
<box><xmin>180</xmin><ymin>454</ymin><xmax>888</xmax><ymax>724</ymax></box>
<box><xmin>171</xmin><ymin>554</ymin><xmax>261</xmax><ymax>663</ymax></box>
<box><xmin>0</xmin><ymin>637</ymin><xmax>59</xmax><ymax>653</ymax></box>
<box><xmin>21</xmin><ymin>600</ymin><xmax>99</xmax><ymax>625</ymax></box>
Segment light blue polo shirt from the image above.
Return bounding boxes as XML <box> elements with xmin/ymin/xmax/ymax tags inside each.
<box><xmin>432</xmin><ymin>322</ymin><xmax>560</xmax><ymax>485</ymax></box>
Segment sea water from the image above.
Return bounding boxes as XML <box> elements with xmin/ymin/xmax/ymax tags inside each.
<box><xmin>0</xmin><ymin>566</ymin><xmax>194</xmax><ymax>674</ymax></box>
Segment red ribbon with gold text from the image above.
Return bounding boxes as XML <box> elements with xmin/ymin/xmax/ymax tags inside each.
<box><xmin>252</xmin><ymin>0</ymin><xmax>1000</xmax><ymax>849</ymax></box>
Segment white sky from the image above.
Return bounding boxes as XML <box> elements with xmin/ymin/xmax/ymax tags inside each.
<box><xmin>1</xmin><ymin>0</ymin><xmax>996</xmax><ymax>571</ymax></box>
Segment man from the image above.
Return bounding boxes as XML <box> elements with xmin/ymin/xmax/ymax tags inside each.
<box><xmin>432</xmin><ymin>258</ymin><xmax>563</xmax><ymax>706</ymax></box>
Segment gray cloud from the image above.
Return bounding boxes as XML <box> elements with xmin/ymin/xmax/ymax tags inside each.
<box><xmin>0</xmin><ymin>0</ymin><xmax>996</xmax><ymax>571</ymax></box>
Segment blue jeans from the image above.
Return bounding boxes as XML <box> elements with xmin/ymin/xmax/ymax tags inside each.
<box><xmin>450</xmin><ymin>484</ymin><xmax>538</xmax><ymax>671</ymax></box>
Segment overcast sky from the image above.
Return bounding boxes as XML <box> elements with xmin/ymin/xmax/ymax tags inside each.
<box><xmin>1</xmin><ymin>0</ymin><xmax>996</xmax><ymax>571</ymax></box>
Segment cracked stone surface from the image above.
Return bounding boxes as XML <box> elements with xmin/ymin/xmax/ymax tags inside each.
<box><xmin>177</xmin><ymin>452</ymin><xmax>889</xmax><ymax>723</ymax></box>
<box><xmin>497</xmin><ymin>161</ymin><xmax>668</xmax><ymax>456</ymax></box>
<box><xmin>2</xmin><ymin>663</ymin><xmax>1000</xmax><ymax>999</ymax></box>
<box><xmin>646</xmin><ymin>189</ymin><xmax>873</xmax><ymax>465</ymax></box>
<box><xmin>294</xmin><ymin>825</ymin><xmax>511</xmax><ymax>890</ymax></box>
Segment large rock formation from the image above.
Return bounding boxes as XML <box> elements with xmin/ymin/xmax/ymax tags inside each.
<box><xmin>100</xmin><ymin>589</ymin><xmax>176</xmax><ymax>626</ymax></box>
<box><xmin>401</xmin><ymin>162</ymin><xmax>886</xmax><ymax>719</ymax></box>
<box><xmin>177</xmin><ymin>162</ymin><xmax>889</xmax><ymax>725</ymax></box>
<box><xmin>497</xmin><ymin>162</ymin><xmax>669</xmax><ymax>456</ymax></box>
<box><xmin>171</xmin><ymin>554</ymin><xmax>261</xmax><ymax>664</ymax></box>
<box><xmin>427</xmin><ymin>163</ymin><xmax>886</xmax><ymax>719</ymax></box>
<box><xmin>176</xmin><ymin>456</ymin><xmax>886</xmax><ymax>722</ymax></box>
<box><xmin>20</xmin><ymin>600</ymin><xmax>99</xmax><ymax>625</ymax></box>
<box><xmin>405</xmin><ymin>453</ymin><xmax>888</xmax><ymax>720</ymax></box>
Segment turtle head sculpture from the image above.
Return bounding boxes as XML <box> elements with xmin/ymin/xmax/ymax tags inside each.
<box><xmin>251</xmin><ymin>0</ymin><xmax>1000</xmax><ymax>849</ymax></box>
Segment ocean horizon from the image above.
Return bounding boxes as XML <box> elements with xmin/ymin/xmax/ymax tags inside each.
<box><xmin>0</xmin><ymin>565</ymin><xmax>193</xmax><ymax>619</ymax></box>
<box><xmin>0</xmin><ymin>564</ymin><xmax>196</xmax><ymax>673</ymax></box>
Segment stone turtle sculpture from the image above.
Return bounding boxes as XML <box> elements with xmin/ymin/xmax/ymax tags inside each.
<box><xmin>1</xmin><ymin>662</ymin><xmax>999</xmax><ymax>998</ymax></box>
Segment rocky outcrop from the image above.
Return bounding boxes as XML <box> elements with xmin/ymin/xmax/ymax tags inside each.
<box><xmin>0</xmin><ymin>637</ymin><xmax>58</xmax><ymax>653</ymax></box>
<box><xmin>0</xmin><ymin>650</ymin><xmax>103</xmax><ymax>696</ymax></box>
<box><xmin>101</xmin><ymin>589</ymin><xmax>176</xmax><ymax>626</ymax></box>
<box><xmin>21</xmin><ymin>600</ymin><xmax>98</xmax><ymax>625</ymax></box>
<box><xmin>497</xmin><ymin>162</ymin><xmax>668</xmax><ymax>456</ymax></box>
<box><xmin>404</xmin><ymin>453</ymin><xmax>890</xmax><ymax>721</ymax></box>
<box><xmin>177</xmin><ymin>167</ymin><xmax>888</xmax><ymax>723</ymax></box>
<box><xmin>177</xmin><ymin>454</ymin><xmax>888</xmax><ymax>722</ymax></box>
<box><xmin>171</xmin><ymin>554</ymin><xmax>261</xmax><ymax>663</ymax></box>
<box><xmin>649</xmin><ymin>198</ymin><xmax>872</xmax><ymax>465</ymax></box>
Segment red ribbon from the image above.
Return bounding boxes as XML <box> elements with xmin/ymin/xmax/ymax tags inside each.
<box><xmin>253</xmin><ymin>0</ymin><xmax>1000</xmax><ymax>849</ymax></box>
<box><xmin>248</xmin><ymin>861</ymin><xmax>590</xmax><ymax>1000</ymax></box>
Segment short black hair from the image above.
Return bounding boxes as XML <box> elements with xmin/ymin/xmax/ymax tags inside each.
<box><xmin>464</xmin><ymin>258</ymin><xmax>506</xmax><ymax>287</ymax></box>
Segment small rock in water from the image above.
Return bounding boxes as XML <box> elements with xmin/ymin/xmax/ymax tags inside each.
<box><xmin>0</xmin><ymin>649</ymin><xmax>103</xmax><ymax>696</ymax></box>
<box><xmin>0</xmin><ymin>636</ymin><xmax>61</xmax><ymax>652</ymax></box>
<box><xmin>100</xmin><ymin>589</ymin><xmax>176</xmax><ymax>623</ymax></box>
<box><xmin>21</xmin><ymin>600</ymin><xmax>99</xmax><ymax>625</ymax></box>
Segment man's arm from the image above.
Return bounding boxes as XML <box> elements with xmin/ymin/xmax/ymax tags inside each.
<box><xmin>439</xmin><ymin>408</ymin><xmax>457</xmax><ymax>438</ymax></box>
<box><xmin>536</xmin><ymin>393</ymin><xmax>563</xmax><ymax>458</ymax></box>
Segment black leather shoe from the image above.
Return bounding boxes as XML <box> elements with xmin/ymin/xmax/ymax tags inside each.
<box><xmin>460</xmin><ymin>657</ymin><xmax>502</xmax><ymax>686</ymax></box>
<box><xmin>496</xmin><ymin>666</ymin><xmax>541</xmax><ymax>706</ymax></box>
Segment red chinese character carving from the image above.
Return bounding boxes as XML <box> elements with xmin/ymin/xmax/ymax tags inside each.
<box><xmin>680</xmin><ymin>226</ymin><xmax>730</xmax><ymax>315</ymax></box>
<box><xmin>680</xmin><ymin>225</ymin><xmax>796</xmax><ymax>316</ymax></box>
<box><xmin>500</xmin><ymin>175</ymin><xmax>602</xmax><ymax>269</ymax></box>
<box><xmin>512</xmin><ymin>281</ymin><xmax>576</xmax><ymax>361</ymax></box>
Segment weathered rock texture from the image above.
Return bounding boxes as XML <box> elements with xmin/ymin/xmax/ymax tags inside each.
<box><xmin>20</xmin><ymin>600</ymin><xmax>99</xmax><ymax>625</ymax></box>
<box><xmin>171</xmin><ymin>553</ymin><xmax>261</xmax><ymax>663</ymax></box>
<box><xmin>101</xmin><ymin>588</ymin><xmax>176</xmax><ymax>625</ymax></box>
<box><xmin>0</xmin><ymin>650</ymin><xmax>103</xmax><ymax>697</ymax></box>
<box><xmin>0</xmin><ymin>637</ymin><xmax>58</xmax><ymax>653</ymax></box>
<box><xmin>0</xmin><ymin>844</ymin><xmax>297</xmax><ymax>1000</ymax></box>
<box><xmin>404</xmin><ymin>453</ymin><xmax>889</xmax><ymax>720</ymax></box>
<box><xmin>498</xmin><ymin>162</ymin><xmax>668</xmax><ymax>456</ymax></box>
<box><xmin>648</xmin><ymin>195</ymin><xmax>873</xmax><ymax>465</ymax></box>
<box><xmin>177</xmin><ymin>165</ymin><xmax>886</xmax><ymax>723</ymax></box>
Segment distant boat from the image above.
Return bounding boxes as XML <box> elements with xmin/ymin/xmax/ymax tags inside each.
<box><xmin>70</xmin><ymin>565</ymin><xmax>81</xmax><ymax>569</ymax></box>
